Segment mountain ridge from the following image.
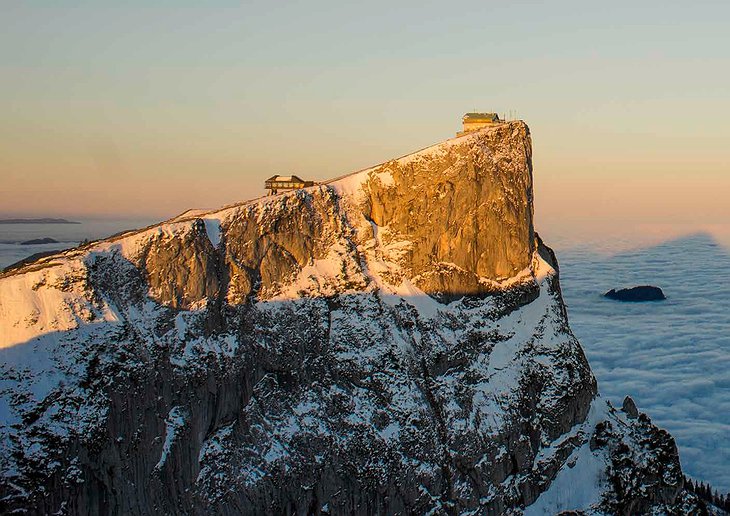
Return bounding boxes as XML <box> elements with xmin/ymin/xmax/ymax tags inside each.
<box><xmin>0</xmin><ymin>122</ymin><xmax>707</xmax><ymax>514</ymax></box>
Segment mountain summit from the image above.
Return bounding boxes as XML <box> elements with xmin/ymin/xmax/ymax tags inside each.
<box><xmin>0</xmin><ymin>122</ymin><xmax>704</xmax><ymax>514</ymax></box>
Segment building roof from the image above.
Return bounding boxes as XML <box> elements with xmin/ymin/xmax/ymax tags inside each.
<box><xmin>265</xmin><ymin>175</ymin><xmax>307</xmax><ymax>183</ymax></box>
<box><xmin>462</xmin><ymin>112</ymin><xmax>500</xmax><ymax>122</ymax></box>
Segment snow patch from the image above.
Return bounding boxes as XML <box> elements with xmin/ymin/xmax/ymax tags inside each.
<box><xmin>0</xmin><ymin>261</ymin><xmax>120</xmax><ymax>349</ymax></box>
<box><xmin>374</xmin><ymin>170</ymin><xmax>395</xmax><ymax>187</ymax></box>
<box><xmin>155</xmin><ymin>406</ymin><xmax>187</xmax><ymax>471</ymax></box>
<box><xmin>525</xmin><ymin>400</ymin><xmax>611</xmax><ymax>514</ymax></box>
<box><xmin>202</xmin><ymin>218</ymin><xmax>222</xmax><ymax>248</ymax></box>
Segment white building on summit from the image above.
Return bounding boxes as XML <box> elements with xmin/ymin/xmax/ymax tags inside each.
<box><xmin>264</xmin><ymin>175</ymin><xmax>315</xmax><ymax>195</ymax></box>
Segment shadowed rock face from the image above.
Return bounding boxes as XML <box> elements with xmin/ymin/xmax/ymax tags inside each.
<box><xmin>0</xmin><ymin>123</ymin><xmax>704</xmax><ymax>515</ymax></box>
<box><xmin>2</xmin><ymin>241</ymin><xmax>600</xmax><ymax>516</ymax></box>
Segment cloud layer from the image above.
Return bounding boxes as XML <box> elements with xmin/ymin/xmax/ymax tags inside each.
<box><xmin>556</xmin><ymin>233</ymin><xmax>730</xmax><ymax>492</ymax></box>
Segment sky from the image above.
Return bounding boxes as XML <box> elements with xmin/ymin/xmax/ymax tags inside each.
<box><xmin>1</xmin><ymin>1</ymin><xmax>729</xmax><ymax>243</ymax></box>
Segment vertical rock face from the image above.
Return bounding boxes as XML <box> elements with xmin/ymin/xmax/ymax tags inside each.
<box><xmin>221</xmin><ymin>189</ymin><xmax>351</xmax><ymax>303</ymax></box>
<box><xmin>0</xmin><ymin>123</ymin><xmax>704</xmax><ymax>515</ymax></box>
<box><xmin>136</xmin><ymin>219</ymin><xmax>222</xmax><ymax>310</ymax></box>
<box><xmin>362</xmin><ymin>122</ymin><xmax>535</xmax><ymax>296</ymax></box>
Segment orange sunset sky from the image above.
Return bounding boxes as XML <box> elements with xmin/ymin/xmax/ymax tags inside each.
<box><xmin>2</xmin><ymin>2</ymin><xmax>728</xmax><ymax>245</ymax></box>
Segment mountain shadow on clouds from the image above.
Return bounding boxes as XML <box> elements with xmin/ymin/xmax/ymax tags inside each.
<box><xmin>558</xmin><ymin>231</ymin><xmax>730</xmax><ymax>493</ymax></box>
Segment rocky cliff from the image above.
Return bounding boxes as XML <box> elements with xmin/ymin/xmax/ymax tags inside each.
<box><xmin>0</xmin><ymin>122</ymin><xmax>705</xmax><ymax>514</ymax></box>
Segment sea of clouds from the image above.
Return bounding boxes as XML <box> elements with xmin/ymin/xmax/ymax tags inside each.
<box><xmin>555</xmin><ymin>232</ymin><xmax>730</xmax><ymax>492</ymax></box>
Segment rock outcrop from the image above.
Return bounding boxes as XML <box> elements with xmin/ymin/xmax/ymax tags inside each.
<box><xmin>0</xmin><ymin>122</ymin><xmax>704</xmax><ymax>515</ymax></box>
<box><xmin>19</xmin><ymin>237</ymin><xmax>60</xmax><ymax>245</ymax></box>
<box><xmin>621</xmin><ymin>395</ymin><xmax>639</xmax><ymax>419</ymax></box>
<box><xmin>604</xmin><ymin>285</ymin><xmax>666</xmax><ymax>302</ymax></box>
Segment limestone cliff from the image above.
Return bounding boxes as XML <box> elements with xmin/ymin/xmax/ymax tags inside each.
<box><xmin>97</xmin><ymin>121</ymin><xmax>534</xmax><ymax>311</ymax></box>
<box><xmin>0</xmin><ymin>122</ymin><xmax>704</xmax><ymax>515</ymax></box>
<box><xmin>361</xmin><ymin>121</ymin><xmax>535</xmax><ymax>297</ymax></box>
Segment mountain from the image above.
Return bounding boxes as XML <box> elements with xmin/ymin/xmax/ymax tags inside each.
<box><xmin>0</xmin><ymin>122</ymin><xmax>706</xmax><ymax>515</ymax></box>
<box><xmin>0</xmin><ymin>218</ymin><xmax>80</xmax><ymax>224</ymax></box>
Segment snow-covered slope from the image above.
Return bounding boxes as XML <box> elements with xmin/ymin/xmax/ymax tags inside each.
<box><xmin>0</xmin><ymin>122</ymin><xmax>706</xmax><ymax>515</ymax></box>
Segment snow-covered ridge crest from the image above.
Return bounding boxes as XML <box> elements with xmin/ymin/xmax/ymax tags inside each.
<box><xmin>0</xmin><ymin>121</ymin><xmax>534</xmax><ymax>347</ymax></box>
<box><xmin>0</xmin><ymin>258</ymin><xmax>120</xmax><ymax>349</ymax></box>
